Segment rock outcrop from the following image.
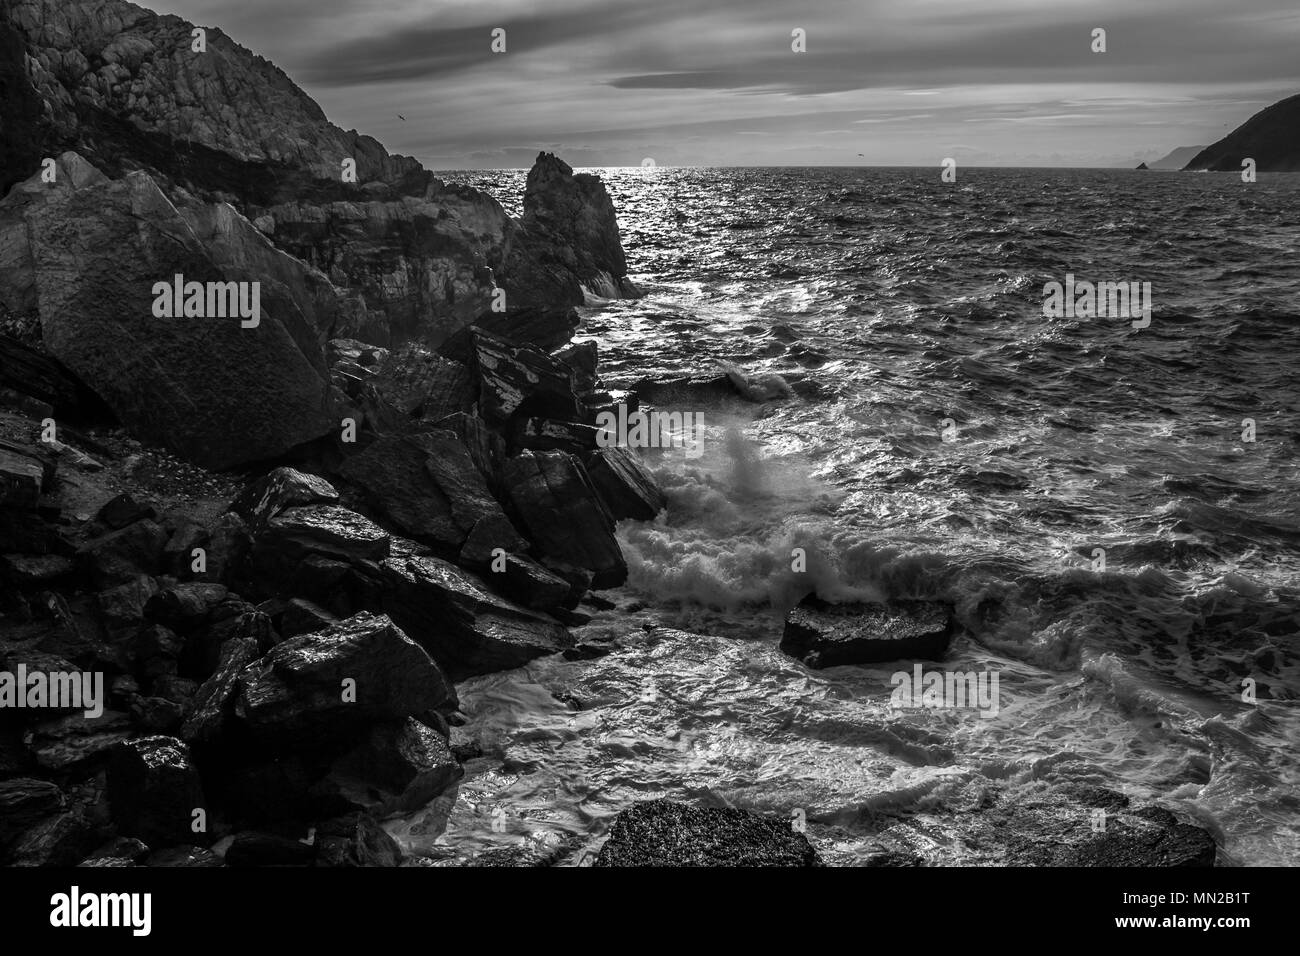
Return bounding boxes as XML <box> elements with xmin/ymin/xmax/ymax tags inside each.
<box><xmin>780</xmin><ymin>596</ymin><xmax>956</xmax><ymax>667</ymax></box>
<box><xmin>1184</xmin><ymin>93</ymin><xmax>1300</xmax><ymax>172</ymax></box>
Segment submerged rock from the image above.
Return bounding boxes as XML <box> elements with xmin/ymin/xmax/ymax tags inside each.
<box><xmin>780</xmin><ymin>596</ymin><xmax>955</xmax><ymax>667</ymax></box>
<box><xmin>595</xmin><ymin>800</ymin><xmax>822</xmax><ymax>867</ymax></box>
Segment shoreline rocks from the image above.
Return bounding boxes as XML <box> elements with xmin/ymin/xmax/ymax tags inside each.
<box><xmin>780</xmin><ymin>595</ymin><xmax>956</xmax><ymax>667</ymax></box>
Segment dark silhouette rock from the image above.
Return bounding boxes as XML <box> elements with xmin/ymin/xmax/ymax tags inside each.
<box><xmin>780</xmin><ymin>596</ymin><xmax>955</xmax><ymax>667</ymax></box>
<box><xmin>1185</xmin><ymin>93</ymin><xmax>1300</xmax><ymax>172</ymax></box>
<box><xmin>504</xmin><ymin>450</ymin><xmax>626</xmax><ymax>589</ymax></box>
<box><xmin>230</xmin><ymin>467</ymin><xmax>339</xmax><ymax>532</ymax></box>
<box><xmin>313</xmin><ymin>812</ymin><xmax>402</xmax><ymax>867</ymax></box>
<box><xmin>382</xmin><ymin>551</ymin><xmax>571</xmax><ymax>680</ymax></box>
<box><xmin>234</xmin><ymin>612</ymin><xmax>454</xmax><ymax>746</ymax></box>
<box><xmin>225</xmin><ymin>831</ymin><xmax>315</xmax><ymax>867</ymax></box>
<box><xmin>179</xmin><ymin>636</ymin><xmax>259</xmax><ymax>745</ymax></box>
<box><xmin>317</xmin><ymin>718</ymin><xmax>462</xmax><ymax>818</ymax></box>
<box><xmin>584</xmin><ymin>447</ymin><xmax>666</xmax><ymax>521</ymax></box>
<box><xmin>107</xmin><ymin>736</ymin><xmax>206</xmax><ymax>848</ymax></box>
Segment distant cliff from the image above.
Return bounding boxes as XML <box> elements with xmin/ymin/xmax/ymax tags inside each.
<box><xmin>1184</xmin><ymin>93</ymin><xmax>1300</xmax><ymax>172</ymax></box>
<box><xmin>1146</xmin><ymin>146</ymin><xmax>1205</xmax><ymax>170</ymax></box>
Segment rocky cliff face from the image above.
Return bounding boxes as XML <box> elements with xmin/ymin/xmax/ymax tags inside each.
<box><xmin>0</xmin><ymin>0</ymin><xmax>639</xmax><ymax>350</ymax></box>
<box><xmin>1184</xmin><ymin>93</ymin><xmax>1300</xmax><ymax>172</ymax></box>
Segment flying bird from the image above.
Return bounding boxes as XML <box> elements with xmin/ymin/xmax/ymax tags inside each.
<box><xmin>397</xmin><ymin>114</ymin><xmax>407</xmax><ymax>121</ymax></box>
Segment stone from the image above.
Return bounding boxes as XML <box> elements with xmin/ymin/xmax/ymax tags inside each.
<box><xmin>584</xmin><ymin>447</ymin><xmax>666</xmax><ymax>521</ymax></box>
<box><xmin>229</xmin><ymin>467</ymin><xmax>340</xmax><ymax>532</ymax></box>
<box><xmin>594</xmin><ymin>800</ymin><xmax>821</xmax><ymax>867</ymax></box>
<box><xmin>107</xmin><ymin>735</ymin><xmax>205</xmax><ymax>848</ymax></box>
<box><xmin>780</xmin><ymin>596</ymin><xmax>956</xmax><ymax>668</ymax></box>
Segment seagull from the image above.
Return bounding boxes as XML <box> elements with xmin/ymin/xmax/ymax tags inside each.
<box><xmin>397</xmin><ymin>113</ymin><xmax>407</xmax><ymax>121</ymax></box>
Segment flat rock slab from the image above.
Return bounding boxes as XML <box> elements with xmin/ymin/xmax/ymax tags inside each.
<box><xmin>595</xmin><ymin>800</ymin><xmax>821</xmax><ymax>867</ymax></box>
<box><xmin>781</xmin><ymin>596</ymin><xmax>955</xmax><ymax>667</ymax></box>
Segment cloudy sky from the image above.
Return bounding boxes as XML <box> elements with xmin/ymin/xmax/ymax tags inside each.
<box><xmin>153</xmin><ymin>0</ymin><xmax>1300</xmax><ymax>169</ymax></box>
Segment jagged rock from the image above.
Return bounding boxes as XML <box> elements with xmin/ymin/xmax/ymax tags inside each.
<box><xmin>358</xmin><ymin>347</ymin><xmax>474</xmax><ymax>432</ymax></box>
<box><xmin>130</xmin><ymin>624</ymin><xmax>183</xmax><ymax>682</ymax></box>
<box><xmin>129</xmin><ymin>696</ymin><xmax>184</xmax><ymax>734</ymax></box>
<box><xmin>382</xmin><ymin>552</ymin><xmax>572</xmax><ymax>680</ymax></box>
<box><xmin>482</xmin><ymin>552</ymin><xmax>579</xmax><ymax>612</ymax></box>
<box><xmin>780</xmin><ymin>596</ymin><xmax>956</xmax><ymax>667</ymax></box>
<box><xmin>78</xmin><ymin>518</ymin><xmax>169</xmax><ymax>588</ymax></box>
<box><xmin>0</xmin><ymin>777</ymin><xmax>64</xmax><ymax>849</ymax></box>
<box><xmin>338</xmin><ymin>431</ymin><xmax>518</xmax><ymax>552</ymax></box>
<box><xmin>594</xmin><ymin>800</ymin><xmax>822</xmax><ymax>867</ymax></box>
<box><xmin>203</xmin><ymin>512</ymin><xmax>252</xmax><ymax>585</ymax></box>
<box><xmin>0</xmin><ymin>334</ymin><xmax>103</xmax><ymax>414</ymax></box>
<box><xmin>504</xmin><ymin>450</ymin><xmax>626</xmax><ymax>589</ymax></box>
<box><xmin>247</xmin><ymin>504</ymin><xmax>390</xmax><ymax>609</ymax></box>
<box><xmin>313</xmin><ymin>812</ymin><xmax>402</xmax><ymax>867</ymax></box>
<box><xmin>224</xmin><ymin>831</ymin><xmax>315</xmax><ymax>867</ymax></box>
<box><xmin>6</xmin><ymin>809</ymin><xmax>93</xmax><ymax>866</ymax></box>
<box><xmin>161</xmin><ymin>520</ymin><xmax>208</xmax><ymax>577</ymax></box>
<box><xmin>555</xmin><ymin>340</ymin><xmax>598</xmax><ymax>393</ymax></box>
<box><xmin>78</xmin><ymin>836</ymin><xmax>150</xmax><ymax>867</ymax></box>
<box><xmin>584</xmin><ymin>447</ymin><xmax>666</xmax><ymax>521</ymax></box>
<box><xmin>0</xmin><ymin>160</ymin><xmax>336</xmax><ymax>469</ymax></box>
<box><xmin>0</xmin><ymin>443</ymin><xmax>46</xmax><ymax>507</ymax></box>
<box><xmin>504</xmin><ymin>152</ymin><xmax>641</xmax><ymax>304</ymax></box>
<box><xmin>317</xmin><ymin>718</ymin><xmax>462</xmax><ymax>818</ymax></box>
<box><xmin>107</xmin><ymin>736</ymin><xmax>205</xmax><ymax>848</ymax></box>
<box><xmin>96</xmin><ymin>573</ymin><xmax>158</xmax><ymax>628</ymax></box>
<box><xmin>144</xmin><ymin>582</ymin><xmax>230</xmax><ymax>626</ymax></box>
<box><xmin>95</xmin><ymin>493</ymin><xmax>156</xmax><ymax>530</ymax></box>
<box><xmin>458</xmin><ymin>329</ymin><xmax>582</xmax><ymax>428</ymax></box>
<box><xmin>234</xmin><ymin>612</ymin><xmax>454</xmax><ymax>746</ymax></box>
<box><xmin>518</xmin><ymin>417</ymin><xmax>602</xmax><ymax>455</ymax></box>
<box><xmin>474</xmin><ymin>306</ymin><xmax>581</xmax><ymax>354</ymax></box>
<box><xmin>179</xmin><ymin>636</ymin><xmax>259</xmax><ymax>745</ymax></box>
<box><xmin>23</xmin><ymin>711</ymin><xmax>133</xmax><ymax>772</ymax></box>
<box><xmin>229</xmin><ymin>467</ymin><xmax>339</xmax><ymax>532</ymax></box>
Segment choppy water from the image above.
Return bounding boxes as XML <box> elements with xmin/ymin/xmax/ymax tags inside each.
<box><xmin>411</xmin><ymin>167</ymin><xmax>1300</xmax><ymax>866</ymax></box>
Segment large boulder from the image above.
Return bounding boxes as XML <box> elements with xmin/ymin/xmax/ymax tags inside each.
<box><xmin>0</xmin><ymin>159</ymin><xmax>336</xmax><ymax>469</ymax></box>
<box><xmin>584</xmin><ymin>447</ymin><xmax>666</xmax><ymax>521</ymax></box>
<box><xmin>780</xmin><ymin>596</ymin><xmax>956</xmax><ymax>668</ymax></box>
<box><xmin>382</xmin><ymin>549</ymin><xmax>571</xmax><ymax>680</ymax></box>
<box><xmin>504</xmin><ymin>450</ymin><xmax>627</xmax><ymax>589</ymax></box>
<box><xmin>595</xmin><ymin>800</ymin><xmax>822</xmax><ymax>867</ymax></box>
<box><xmin>106</xmin><ymin>735</ymin><xmax>205</xmax><ymax>848</ymax></box>
<box><xmin>338</xmin><ymin>431</ymin><xmax>521</xmax><ymax>554</ymax></box>
<box><xmin>233</xmin><ymin>612</ymin><xmax>454</xmax><ymax>746</ymax></box>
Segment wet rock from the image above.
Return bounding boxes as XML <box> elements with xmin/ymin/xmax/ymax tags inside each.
<box><xmin>247</xmin><ymin>504</ymin><xmax>390</xmax><ymax>607</ymax></box>
<box><xmin>314</xmin><ymin>812</ymin><xmax>403</xmax><ymax>867</ymax></box>
<box><xmin>130</xmin><ymin>624</ymin><xmax>183</xmax><ymax>682</ymax></box>
<box><xmin>483</xmin><ymin>552</ymin><xmax>579</xmax><ymax>612</ymax></box>
<box><xmin>504</xmin><ymin>450</ymin><xmax>626</xmax><ymax>589</ymax></box>
<box><xmin>234</xmin><ymin>612</ymin><xmax>453</xmax><ymax>746</ymax></box>
<box><xmin>107</xmin><ymin>735</ymin><xmax>206</xmax><ymax>848</ymax></box>
<box><xmin>0</xmin><ymin>777</ymin><xmax>64</xmax><ymax>849</ymax></box>
<box><xmin>382</xmin><ymin>552</ymin><xmax>572</xmax><ymax>680</ymax></box>
<box><xmin>224</xmin><ymin>831</ymin><xmax>315</xmax><ymax>867</ymax></box>
<box><xmin>338</xmin><ymin>431</ymin><xmax>515</xmax><ymax>552</ymax></box>
<box><xmin>462</xmin><ymin>329</ymin><xmax>582</xmax><ymax>428</ymax></box>
<box><xmin>129</xmin><ymin>696</ymin><xmax>184</xmax><ymax>734</ymax></box>
<box><xmin>780</xmin><ymin>596</ymin><xmax>956</xmax><ymax>667</ymax></box>
<box><xmin>517</xmin><ymin>417</ymin><xmax>602</xmax><ymax>455</ymax></box>
<box><xmin>473</xmin><ymin>306</ymin><xmax>581</xmax><ymax>355</ymax></box>
<box><xmin>7</xmin><ymin>809</ymin><xmax>93</xmax><ymax>866</ymax></box>
<box><xmin>317</xmin><ymin>718</ymin><xmax>462</xmax><ymax>818</ymax></box>
<box><xmin>230</xmin><ymin>467</ymin><xmax>340</xmax><ymax>533</ymax></box>
<box><xmin>584</xmin><ymin>447</ymin><xmax>666</xmax><ymax>521</ymax></box>
<box><xmin>555</xmin><ymin>340</ymin><xmax>598</xmax><ymax>394</ymax></box>
<box><xmin>78</xmin><ymin>836</ymin><xmax>150</xmax><ymax>867</ymax></box>
<box><xmin>594</xmin><ymin>800</ymin><xmax>822</xmax><ymax>867</ymax></box>
<box><xmin>23</xmin><ymin>711</ymin><xmax>133</xmax><ymax>772</ymax></box>
<box><xmin>179</xmin><ymin>636</ymin><xmax>259</xmax><ymax>745</ymax></box>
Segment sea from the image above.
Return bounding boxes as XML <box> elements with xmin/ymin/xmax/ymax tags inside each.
<box><xmin>406</xmin><ymin>166</ymin><xmax>1300</xmax><ymax>866</ymax></box>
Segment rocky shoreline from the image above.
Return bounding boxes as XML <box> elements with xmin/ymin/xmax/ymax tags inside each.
<box><xmin>0</xmin><ymin>0</ymin><xmax>1220</xmax><ymax>867</ymax></box>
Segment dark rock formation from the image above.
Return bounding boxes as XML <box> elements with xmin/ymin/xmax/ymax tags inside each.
<box><xmin>595</xmin><ymin>800</ymin><xmax>822</xmax><ymax>867</ymax></box>
<box><xmin>233</xmin><ymin>612</ymin><xmax>454</xmax><ymax>746</ymax></box>
<box><xmin>1184</xmin><ymin>93</ymin><xmax>1300</xmax><ymax>172</ymax></box>
<box><xmin>504</xmin><ymin>450</ymin><xmax>626</xmax><ymax>588</ymax></box>
<box><xmin>584</xmin><ymin>447</ymin><xmax>666</xmax><ymax>521</ymax></box>
<box><xmin>106</xmin><ymin>735</ymin><xmax>205</xmax><ymax>848</ymax></box>
<box><xmin>382</xmin><ymin>551</ymin><xmax>572</xmax><ymax>680</ymax></box>
<box><xmin>780</xmin><ymin>596</ymin><xmax>955</xmax><ymax>667</ymax></box>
